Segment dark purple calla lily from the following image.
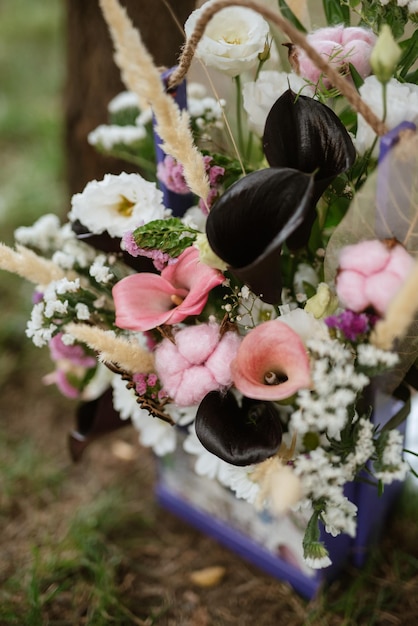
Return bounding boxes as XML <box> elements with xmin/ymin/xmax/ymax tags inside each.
<box><xmin>263</xmin><ymin>88</ymin><xmax>356</xmax><ymax>248</ymax></box>
<box><xmin>195</xmin><ymin>390</ymin><xmax>283</xmax><ymax>466</ymax></box>
<box><xmin>206</xmin><ymin>167</ymin><xmax>315</xmax><ymax>303</ymax></box>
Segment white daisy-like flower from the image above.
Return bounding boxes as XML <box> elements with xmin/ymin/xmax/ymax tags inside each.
<box><xmin>183</xmin><ymin>426</ymin><xmax>224</xmax><ymax>480</ymax></box>
<box><xmin>218</xmin><ymin>462</ymin><xmax>260</xmax><ymax>504</ymax></box>
<box><xmin>69</xmin><ymin>172</ymin><xmax>169</xmax><ymax>239</ymax></box>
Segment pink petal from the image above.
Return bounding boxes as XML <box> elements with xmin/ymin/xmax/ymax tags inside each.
<box><xmin>175</xmin><ymin>323</ymin><xmax>220</xmax><ymax>364</ymax></box>
<box><xmin>336</xmin><ymin>270</ymin><xmax>369</xmax><ymax>312</ymax></box>
<box><xmin>343</xmin><ymin>41</ymin><xmax>373</xmax><ymax>79</ymax></box>
<box><xmin>338</xmin><ymin>240</ymin><xmax>389</xmax><ymax>275</ymax></box>
<box><xmin>206</xmin><ymin>331</ymin><xmax>242</xmax><ymax>385</ymax></box>
<box><xmin>231</xmin><ymin>321</ymin><xmax>311</xmax><ymax>401</ymax></box>
<box><xmin>366</xmin><ymin>272</ymin><xmax>403</xmax><ymax>316</ymax></box>
<box><xmin>385</xmin><ymin>244</ymin><xmax>414</xmax><ymax>280</ymax></box>
<box><xmin>308</xmin><ymin>26</ymin><xmax>344</xmax><ymax>45</ymax></box>
<box><xmin>155</xmin><ymin>339</ymin><xmax>191</xmax><ymax>376</ymax></box>
<box><xmin>113</xmin><ymin>273</ymin><xmax>187</xmax><ymax>331</ymax></box>
<box><xmin>163</xmin><ymin>246</ymin><xmax>224</xmax><ymax>293</ymax></box>
<box><xmin>341</xmin><ymin>27</ymin><xmax>376</xmax><ymax>47</ymax></box>
<box><xmin>174</xmin><ymin>366</ymin><xmax>217</xmax><ymax>406</ymax></box>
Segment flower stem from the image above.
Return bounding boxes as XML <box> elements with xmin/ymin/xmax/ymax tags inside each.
<box><xmin>234</xmin><ymin>74</ymin><xmax>245</xmax><ymax>158</ymax></box>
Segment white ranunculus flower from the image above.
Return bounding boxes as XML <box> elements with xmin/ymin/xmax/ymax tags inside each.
<box><xmin>355</xmin><ymin>76</ymin><xmax>418</xmax><ymax>155</ymax></box>
<box><xmin>184</xmin><ymin>1</ymin><xmax>270</xmax><ymax>77</ymax></box>
<box><xmin>69</xmin><ymin>172</ymin><xmax>169</xmax><ymax>239</ymax></box>
<box><xmin>242</xmin><ymin>71</ymin><xmax>312</xmax><ymax>136</ymax></box>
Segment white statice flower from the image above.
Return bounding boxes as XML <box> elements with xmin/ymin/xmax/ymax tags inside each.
<box><xmin>88</xmin><ymin>124</ymin><xmax>147</xmax><ymax>150</ymax></box>
<box><xmin>344</xmin><ymin>417</ymin><xmax>375</xmax><ymax>477</ymax></box>
<box><xmin>355</xmin><ymin>76</ymin><xmax>418</xmax><ymax>155</ymax></box>
<box><xmin>291</xmin><ymin>338</ymin><xmax>370</xmax><ymax>439</ymax></box>
<box><xmin>111</xmin><ymin>376</ymin><xmax>178</xmax><ymax>456</ymax></box>
<box><xmin>107</xmin><ymin>90</ymin><xmax>140</xmax><ymax>114</ymax></box>
<box><xmin>44</xmin><ymin>298</ymin><xmax>68</xmax><ymax>319</ymax></box>
<box><xmin>304</xmin><ymin>552</ymin><xmax>332</xmax><ymax>570</ymax></box>
<box><xmin>242</xmin><ymin>70</ymin><xmax>311</xmax><ymax>135</ymax></box>
<box><xmin>15</xmin><ymin>214</ymin><xmax>76</xmax><ymax>253</ymax></box>
<box><xmin>89</xmin><ymin>255</ymin><xmax>114</xmax><ymax>284</ymax></box>
<box><xmin>69</xmin><ymin>172</ymin><xmax>169</xmax><ymax>239</ymax></box>
<box><xmin>26</xmin><ymin>303</ymin><xmax>57</xmax><ymax>347</ymax></box>
<box><xmin>409</xmin><ymin>0</ymin><xmax>418</xmax><ymax>12</ymax></box>
<box><xmin>322</xmin><ymin>495</ymin><xmax>357</xmax><ymax>538</ymax></box>
<box><xmin>375</xmin><ymin>429</ymin><xmax>409</xmax><ymax>484</ymax></box>
<box><xmin>75</xmin><ymin>303</ymin><xmax>90</xmax><ymax>321</ymax></box>
<box><xmin>293</xmin><ymin>449</ymin><xmax>358</xmax><ymax>541</ymax></box>
<box><xmin>356</xmin><ymin>343</ymin><xmax>399</xmax><ymax>369</ymax></box>
<box><xmin>184</xmin><ymin>1</ymin><xmax>270</xmax><ymax>77</ymax></box>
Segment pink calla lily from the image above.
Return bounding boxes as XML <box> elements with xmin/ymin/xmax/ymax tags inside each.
<box><xmin>231</xmin><ymin>320</ymin><xmax>312</xmax><ymax>401</ymax></box>
<box><xmin>113</xmin><ymin>246</ymin><xmax>225</xmax><ymax>331</ymax></box>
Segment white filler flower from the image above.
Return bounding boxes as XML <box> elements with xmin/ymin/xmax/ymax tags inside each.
<box><xmin>69</xmin><ymin>172</ymin><xmax>168</xmax><ymax>239</ymax></box>
<box><xmin>184</xmin><ymin>1</ymin><xmax>270</xmax><ymax>77</ymax></box>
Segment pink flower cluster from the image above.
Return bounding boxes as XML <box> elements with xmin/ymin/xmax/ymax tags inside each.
<box><xmin>156</xmin><ymin>154</ymin><xmax>225</xmax><ymax>211</ymax></box>
<box><xmin>155</xmin><ymin>322</ymin><xmax>242</xmax><ymax>406</ymax></box>
<box><xmin>122</xmin><ymin>231</ymin><xmax>175</xmax><ymax>271</ymax></box>
<box><xmin>336</xmin><ymin>239</ymin><xmax>414</xmax><ymax>316</ymax></box>
<box><xmin>292</xmin><ymin>25</ymin><xmax>377</xmax><ymax>88</ymax></box>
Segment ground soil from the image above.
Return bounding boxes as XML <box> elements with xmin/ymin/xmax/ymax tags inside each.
<box><xmin>1</xmin><ymin>349</ymin><xmax>418</xmax><ymax>626</ymax></box>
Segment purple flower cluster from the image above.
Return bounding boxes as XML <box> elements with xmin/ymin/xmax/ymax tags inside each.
<box><xmin>325</xmin><ymin>310</ymin><xmax>374</xmax><ymax>342</ymax></box>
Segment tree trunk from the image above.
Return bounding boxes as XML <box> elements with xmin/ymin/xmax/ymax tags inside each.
<box><xmin>64</xmin><ymin>0</ymin><xmax>196</xmax><ymax>196</ymax></box>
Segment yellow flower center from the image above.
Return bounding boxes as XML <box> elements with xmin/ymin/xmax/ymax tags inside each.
<box><xmin>117</xmin><ymin>195</ymin><xmax>135</xmax><ymax>217</ymax></box>
<box><xmin>171</xmin><ymin>294</ymin><xmax>184</xmax><ymax>307</ymax></box>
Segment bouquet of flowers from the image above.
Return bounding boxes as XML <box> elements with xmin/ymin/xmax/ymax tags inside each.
<box><xmin>1</xmin><ymin>0</ymin><xmax>418</xmax><ymax>570</ymax></box>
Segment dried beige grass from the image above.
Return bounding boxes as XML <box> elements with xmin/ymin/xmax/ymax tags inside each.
<box><xmin>0</xmin><ymin>243</ymin><xmax>65</xmax><ymax>286</ymax></box>
<box><xmin>371</xmin><ymin>261</ymin><xmax>418</xmax><ymax>350</ymax></box>
<box><xmin>65</xmin><ymin>322</ymin><xmax>155</xmax><ymax>374</ymax></box>
<box><xmin>99</xmin><ymin>0</ymin><xmax>210</xmax><ymax>204</ymax></box>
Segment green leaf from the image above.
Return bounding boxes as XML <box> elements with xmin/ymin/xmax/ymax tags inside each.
<box><xmin>399</xmin><ymin>30</ymin><xmax>418</xmax><ymax>79</ymax></box>
<box><xmin>348</xmin><ymin>62</ymin><xmax>364</xmax><ymax>91</ymax></box>
<box><xmin>132</xmin><ymin>218</ymin><xmax>199</xmax><ymax>258</ymax></box>
<box><xmin>277</xmin><ymin>0</ymin><xmax>307</xmax><ymax>33</ymax></box>
<box><xmin>322</xmin><ymin>0</ymin><xmax>350</xmax><ymax>26</ymax></box>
